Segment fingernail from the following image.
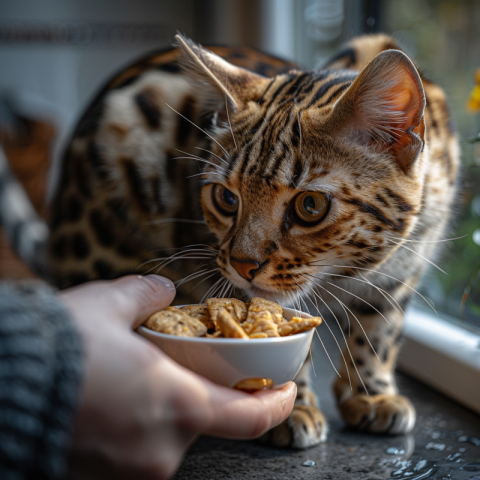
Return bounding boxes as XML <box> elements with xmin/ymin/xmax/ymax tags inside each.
<box><xmin>146</xmin><ymin>275</ymin><xmax>176</xmax><ymax>291</ymax></box>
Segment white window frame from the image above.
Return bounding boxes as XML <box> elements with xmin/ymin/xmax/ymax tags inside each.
<box><xmin>398</xmin><ymin>307</ymin><xmax>480</xmax><ymax>414</ymax></box>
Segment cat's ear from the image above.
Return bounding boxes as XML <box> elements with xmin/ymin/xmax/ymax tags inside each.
<box><xmin>329</xmin><ymin>49</ymin><xmax>426</xmax><ymax>173</ymax></box>
<box><xmin>174</xmin><ymin>34</ymin><xmax>270</xmax><ymax>114</ymax></box>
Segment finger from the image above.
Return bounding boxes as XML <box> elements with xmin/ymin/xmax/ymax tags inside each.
<box><xmin>204</xmin><ymin>381</ymin><xmax>297</xmax><ymax>439</ymax></box>
<box><xmin>62</xmin><ymin>275</ymin><xmax>176</xmax><ymax>328</ymax></box>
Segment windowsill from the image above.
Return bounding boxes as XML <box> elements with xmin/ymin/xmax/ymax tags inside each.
<box><xmin>398</xmin><ymin>307</ymin><xmax>480</xmax><ymax>415</ymax></box>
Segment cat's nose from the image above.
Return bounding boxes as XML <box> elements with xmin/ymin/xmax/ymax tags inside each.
<box><xmin>230</xmin><ymin>258</ymin><xmax>260</xmax><ymax>281</ymax></box>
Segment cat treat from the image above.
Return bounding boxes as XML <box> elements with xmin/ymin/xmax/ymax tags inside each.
<box><xmin>143</xmin><ymin>297</ymin><xmax>322</xmax><ymax>338</ymax></box>
<box><xmin>233</xmin><ymin>378</ymin><xmax>274</xmax><ymax>392</ymax></box>
<box><xmin>216</xmin><ymin>307</ymin><xmax>250</xmax><ymax>339</ymax></box>
<box><xmin>144</xmin><ymin>307</ymin><xmax>208</xmax><ymax>337</ymax></box>
<box><xmin>243</xmin><ymin>310</ymin><xmax>280</xmax><ymax>337</ymax></box>
<box><xmin>179</xmin><ymin>304</ymin><xmax>214</xmax><ymax>330</ymax></box>
<box><xmin>205</xmin><ymin>298</ymin><xmax>248</xmax><ymax>325</ymax></box>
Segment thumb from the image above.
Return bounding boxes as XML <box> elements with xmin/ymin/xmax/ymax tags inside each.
<box><xmin>62</xmin><ymin>275</ymin><xmax>176</xmax><ymax>329</ymax></box>
<box><xmin>113</xmin><ymin>275</ymin><xmax>177</xmax><ymax>328</ymax></box>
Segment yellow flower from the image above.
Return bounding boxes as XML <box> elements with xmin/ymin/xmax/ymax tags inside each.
<box><xmin>466</xmin><ymin>68</ymin><xmax>480</xmax><ymax>114</ymax></box>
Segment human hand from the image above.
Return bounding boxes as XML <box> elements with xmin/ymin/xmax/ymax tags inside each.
<box><xmin>61</xmin><ymin>275</ymin><xmax>296</xmax><ymax>480</ymax></box>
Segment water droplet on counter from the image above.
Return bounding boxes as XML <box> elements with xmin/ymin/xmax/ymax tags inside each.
<box><xmin>302</xmin><ymin>460</ymin><xmax>315</xmax><ymax>467</ymax></box>
<box><xmin>459</xmin><ymin>436</ymin><xmax>480</xmax><ymax>446</ymax></box>
<box><xmin>426</xmin><ymin>443</ymin><xmax>445</xmax><ymax>451</ymax></box>
<box><xmin>460</xmin><ymin>448</ymin><xmax>466</xmax><ymax>453</ymax></box>
<box><xmin>446</xmin><ymin>452</ymin><xmax>462</xmax><ymax>462</ymax></box>
<box><xmin>391</xmin><ymin>460</ymin><xmax>437</xmax><ymax>479</ymax></box>
<box><xmin>415</xmin><ymin>460</ymin><xmax>428</xmax><ymax>471</ymax></box>
<box><xmin>461</xmin><ymin>463</ymin><xmax>480</xmax><ymax>472</ymax></box>
<box><xmin>387</xmin><ymin>447</ymin><xmax>406</xmax><ymax>455</ymax></box>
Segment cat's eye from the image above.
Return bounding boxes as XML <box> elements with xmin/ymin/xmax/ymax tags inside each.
<box><xmin>294</xmin><ymin>191</ymin><xmax>329</xmax><ymax>223</ymax></box>
<box><xmin>212</xmin><ymin>184</ymin><xmax>239</xmax><ymax>215</ymax></box>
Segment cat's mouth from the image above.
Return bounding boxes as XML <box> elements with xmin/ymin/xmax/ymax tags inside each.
<box><xmin>248</xmin><ymin>285</ymin><xmax>282</xmax><ymax>302</ymax></box>
<box><xmin>224</xmin><ymin>264</ymin><xmax>304</xmax><ymax>304</ymax></box>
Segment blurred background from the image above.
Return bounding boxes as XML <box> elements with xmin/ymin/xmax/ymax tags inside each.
<box><xmin>0</xmin><ymin>0</ymin><xmax>479</xmax><ymax>328</ymax></box>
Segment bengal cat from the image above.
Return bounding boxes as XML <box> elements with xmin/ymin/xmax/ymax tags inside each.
<box><xmin>41</xmin><ymin>33</ymin><xmax>459</xmax><ymax>448</ymax></box>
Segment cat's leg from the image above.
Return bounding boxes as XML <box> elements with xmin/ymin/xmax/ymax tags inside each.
<box><xmin>333</xmin><ymin>306</ymin><xmax>415</xmax><ymax>434</ymax></box>
<box><xmin>261</xmin><ymin>357</ymin><xmax>327</xmax><ymax>448</ymax></box>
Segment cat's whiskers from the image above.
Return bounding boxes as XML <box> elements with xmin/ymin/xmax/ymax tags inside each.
<box><xmin>300</xmin><ymin>278</ymin><xmax>352</xmax><ymax>390</ymax></box>
<box><xmin>326</xmin><ymin>264</ymin><xmax>438</xmax><ymax>315</ymax></box>
<box><xmin>318</xmin><ymin>270</ymin><xmax>404</xmax><ymax>314</ymax></box>
<box><xmin>280</xmin><ymin>287</ymin><xmax>298</xmax><ymax>312</ymax></box>
<box><xmin>306</xmin><ymin>245</ymin><xmax>436</xmax><ymax>314</ymax></box>
<box><xmin>224</xmin><ymin>89</ymin><xmax>238</xmax><ymax>151</ymax></box>
<box><xmin>153</xmin><ymin>250</ymin><xmax>217</xmax><ymax>272</ymax></box>
<box><xmin>219</xmin><ymin>277</ymin><xmax>233</xmax><ymax>298</ymax></box>
<box><xmin>284</xmin><ymin>290</ymin><xmax>294</xmax><ymax>310</ymax></box>
<box><xmin>175</xmin><ymin>266</ymin><xmax>220</xmax><ymax>288</ymax></box>
<box><xmin>294</xmin><ymin>280</ymin><xmax>342</xmax><ymax>379</ymax></box>
<box><xmin>187</xmin><ymin>171</ymin><xmax>223</xmax><ymax>179</ymax></box>
<box><xmin>138</xmin><ymin>253</ymin><xmax>214</xmax><ymax>275</ymax></box>
<box><xmin>172</xmin><ymin>150</ymin><xmax>227</xmax><ymax>175</ymax></box>
<box><xmin>153</xmin><ymin>257</ymin><xmax>215</xmax><ymax>276</ymax></box>
<box><xmin>139</xmin><ymin>245</ymin><xmax>218</xmax><ymax>275</ymax></box>
<box><xmin>314</xmin><ymin>284</ymin><xmax>371</xmax><ymax>394</ymax></box>
<box><xmin>187</xmin><ymin>269</ymin><xmax>223</xmax><ymax>295</ymax></box>
<box><xmin>140</xmin><ymin>244</ymin><xmax>217</xmax><ymax>263</ymax></box>
<box><xmin>166</xmin><ymin>103</ymin><xmax>231</xmax><ymax>159</ymax></box>
<box><xmin>305</xmin><ymin>272</ymin><xmax>391</xmax><ymax>326</ymax></box>
<box><xmin>326</xmin><ymin>280</ymin><xmax>391</xmax><ymax>325</ymax></box>
<box><xmin>293</xmin><ymin>279</ymin><xmax>311</xmax><ymax>314</ymax></box>
<box><xmin>293</xmin><ymin>291</ymin><xmax>304</xmax><ymax>315</ymax></box>
<box><xmin>194</xmin><ymin>147</ymin><xmax>229</xmax><ymax>166</ymax></box>
<box><xmin>223</xmin><ymin>282</ymin><xmax>234</xmax><ymax>298</ymax></box>
<box><xmin>312</xmin><ymin>281</ymin><xmax>380</xmax><ymax>363</ymax></box>
<box><xmin>202</xmin><ymin>275</ymin><xmax>235</xmax><ymax>303</ymax></box>
<box><xmin>300</xmin><ymin>276</ymin><xmax>362</xmax><ymax>392</ymax></box>
<box><xmin>357</xmin><ymin>272</ymin><xmax>404</xmax><ymax>313</ymax></box>
<box><xmin>299</xmin><ymin>270</ymin><xmax>352</xmax><ymax>335</ymax></box>
<box><xmin>306</xmin><ymin>248</ymin><xmax>371</xmax><ymax>267</ymax></box>
<box><xmin>309</xmin><ymin>345</ymin><xmax>317</xmax><ymax>378</ymax></box>
<box><xmin>386</xmin><ymin>238</ymin><xmax>447</xmax><ymax>275</ymax></box>
<box><xmin>181</xmin><ymin>243</ymin><xmax>219</xmax><ymax>254</ymax></box>
<box><xmin>286</xmin><ymin>289</ymin><xmax>302</xmax><ymax>316</ymax></box>
<box><xmin>217</xmin><ymin>276</ymin><xmax>231</xmax><ymax>298</ymax></box>
<box><xmin>201</xmin><ymin>276</ymin><xmax>225</xmax><ymax>303</ymax></box>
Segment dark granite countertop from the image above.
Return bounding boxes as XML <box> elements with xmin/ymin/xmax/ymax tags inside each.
<box><xmin>173</xmin><ymin>333</ymin><xmax>480</xmax><ymax>480</ymax></box>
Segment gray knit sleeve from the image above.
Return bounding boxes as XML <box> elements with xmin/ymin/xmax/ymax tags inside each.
<box><xmin>0</xmin><ymin>281</ymin><xmax>84</xmax><ymax>480</ymax></box>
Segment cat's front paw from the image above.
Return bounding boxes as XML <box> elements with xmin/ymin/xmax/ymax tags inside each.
<box><xmin>338</xmin><ymin>394</ymin><xmax>416</xmax><ymax>434</ymax></box>
<box><xmin>260</xmin><ymin>405</ymin><xmax>327</xmax><ymax>448</ymax></box>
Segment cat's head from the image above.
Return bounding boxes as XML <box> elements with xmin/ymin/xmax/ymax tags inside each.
<box><xmin>175</xmin><ymin>35</ymin><xmax>426</xmax><ymax>303</ymax></box>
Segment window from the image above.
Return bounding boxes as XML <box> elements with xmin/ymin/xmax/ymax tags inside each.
<box><xmin>383</xmin><ymin>0</ymin><xmax>480</xmax><ymax>414</ymax></box>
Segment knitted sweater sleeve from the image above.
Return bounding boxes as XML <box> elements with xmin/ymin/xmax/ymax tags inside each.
<box><xmin>0</xmin><ymin>281</ymin><xmax>84</xmax><ymax>480</ymax></box>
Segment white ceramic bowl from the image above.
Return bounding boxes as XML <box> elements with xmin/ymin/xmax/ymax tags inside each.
<box><xmin>137</xmin><ymin>307</ymin><xmax>315</xmax><ymax>389</ymax></box>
